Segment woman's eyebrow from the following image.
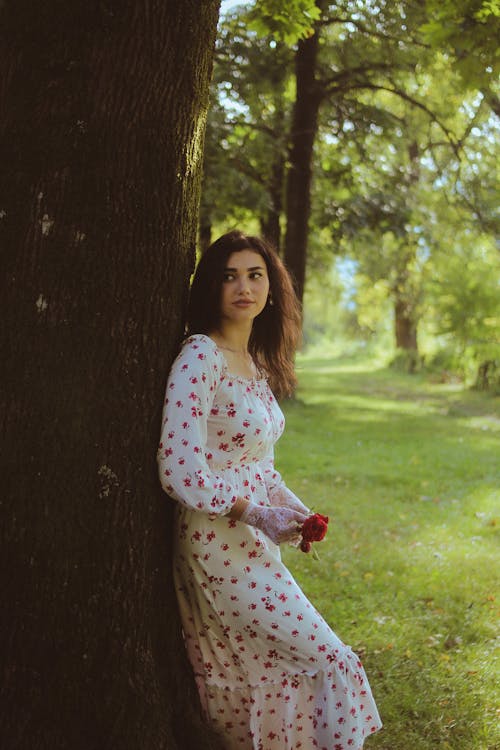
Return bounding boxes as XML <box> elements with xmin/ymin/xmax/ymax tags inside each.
<box><xmin>224</xmin><ymin>265</ymin><xmax>265</xmax><ymax>272</ymax></box>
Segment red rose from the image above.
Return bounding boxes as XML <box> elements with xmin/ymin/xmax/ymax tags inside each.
<box><xmin>300</xmin><ymin>513</ymin><xmax>329</xmax><ymax>553</ymax></box>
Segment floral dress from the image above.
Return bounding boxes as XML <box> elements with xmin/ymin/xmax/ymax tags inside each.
<box><xmin>158</xmin><ymin>334</ymin><xmax>382</xmax><ymax>750</ymax></box>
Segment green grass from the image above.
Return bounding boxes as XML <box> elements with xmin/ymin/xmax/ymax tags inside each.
<box><xmin>278</xmin><ymin>352</ymin><xmax>500</xmax><ymax>750</ymax></box>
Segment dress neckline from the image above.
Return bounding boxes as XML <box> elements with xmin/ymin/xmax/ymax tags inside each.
<box><xmin>191</xmin><ymin>333</ymin><xmax>267</xmax><ymax>385</ymax></box>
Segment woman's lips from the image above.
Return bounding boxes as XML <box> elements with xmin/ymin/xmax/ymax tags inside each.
<box><xmin>233</xmin><ymin>300</ymin><xmax>254</xmax><ymax>307</ymax></box>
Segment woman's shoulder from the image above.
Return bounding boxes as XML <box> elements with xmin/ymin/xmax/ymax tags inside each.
<box><xmin>173</xmin><ymin>333</ymin><xmax>225</xmax><ymax>375</ymax></box>
<box><xmin>181</xmin><ymin>333</ymin><xmax>221</xmax><ymax>358</ymax></box>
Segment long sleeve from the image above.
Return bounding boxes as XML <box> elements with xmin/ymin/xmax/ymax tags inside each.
<box><xmin>157</xmin><ymin>336</ymin><xmax>239</xmax><ymax>515</ymax></box>
<box><xmin>261</xmin><ymin>447</ymin><xmax>310</xmax><ymax>514</ymax></box>
<box><xmin>260</xmin><ymin>448</ymin><xmax>285</xmax><ymax>497</ymax></box>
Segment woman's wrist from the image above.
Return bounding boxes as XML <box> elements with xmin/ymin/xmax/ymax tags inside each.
<box><xmin>227</xmin><ymin>497</ymin><xmax>251</xmax><ymax>521</ymax></box>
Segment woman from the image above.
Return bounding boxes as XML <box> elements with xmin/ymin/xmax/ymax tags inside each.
<box><xmin>158</xmin><ymin>231</ymin><xmax>382</xmax><ymax>749</ymax></box>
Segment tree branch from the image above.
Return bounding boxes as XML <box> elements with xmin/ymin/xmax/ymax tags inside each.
<box><xmin>328</xmin><ymin>81</ymin><xmax>461</xmax><ymax>156</ymax></box>
<box><xmin>321</xmin><ymin>63</ymin><xmax>402</xmax><ymax>92</ymax></box>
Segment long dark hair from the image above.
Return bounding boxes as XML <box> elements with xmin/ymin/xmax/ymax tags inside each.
<box><xmin>187</xmin><ymin>230</ymin><xmax>301</xmax><ymax>399</ymax></box>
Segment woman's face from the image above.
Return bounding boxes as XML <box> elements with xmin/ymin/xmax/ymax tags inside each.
<box><xmin>219</xmin><ymin>249</ymin><xmax>270</xmax><ymax>325</ymax></box>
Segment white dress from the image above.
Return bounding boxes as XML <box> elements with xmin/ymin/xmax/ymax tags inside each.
<box><xmin>158</xmin><ymin>334</ymin><xmax>382</xmax><ymax>750</ymax></box>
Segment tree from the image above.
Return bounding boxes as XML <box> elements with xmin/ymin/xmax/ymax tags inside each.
<box><xmin>282</xmin><ymin>0</ymin><xmax>435</xmax><ymax>305</ymax></box>
<box><xmin>426</xmin><ymin>228</ymin><xmax>500</xmax><ymax>387</ymax></box>
<box><xmin>0</xmin><ymin>2</ymin><xmax>223</xmax><ymax>748</ymax></box>
<box><xmin>201</xmin><ymin>14</ymin><xmax>294</xmax><ymax>250</ymax></box>
<box><xmin>284</xmin><ymin>18</ymin><xmax>324</xmax><ymax>297</ymax></box>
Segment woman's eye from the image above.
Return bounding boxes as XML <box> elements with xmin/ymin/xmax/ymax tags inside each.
<box><xmin>223</xmin><ymin>273</ymin><xmax>235</xmax><ymax>282</ymax></box>
<box><xmin>250</xmin><ymin>272</ymin><xmax>262</xmax><ymax>279</ymax></box>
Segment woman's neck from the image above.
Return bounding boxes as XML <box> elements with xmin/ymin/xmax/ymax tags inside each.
<box><xmin>210</xmin><ymin>322</ymin><xmax>252</xmax><ymax>354</ymax></box>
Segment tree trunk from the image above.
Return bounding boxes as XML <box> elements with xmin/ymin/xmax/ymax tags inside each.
<box><xmin>283</xmin><ymin>22</ymin><xmax>323</xmax><ymax>304</ymax></box>
<box><xmin>395</xmin><ymin>298</ymin><xmax>418</xmax><ymax>352</ymax></box>
<box><xmin>393</xmin><ymin>141</ymin><xmax>420</xmax><ymax>366</ymax></box>
<box><xmin>0</xmin><ymin>2</ymin><xmax>222</xmax><ymax>748</ymax></box>
<box><xmin>260</xmin><ymin>151</ymin><xmax>285</xmax><ymax>251</ymax></box>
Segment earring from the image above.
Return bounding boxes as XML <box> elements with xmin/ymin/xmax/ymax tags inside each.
<box><xmin>268</xmin><ymin>293</ymin><xmax>274</xmax><ymax>306</ymax></box>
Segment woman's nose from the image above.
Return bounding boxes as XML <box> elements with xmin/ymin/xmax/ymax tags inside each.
<box><xmin>237</xmin><ymin>276</ymin><xmax>250</xmax><ymax>294</ymax></box>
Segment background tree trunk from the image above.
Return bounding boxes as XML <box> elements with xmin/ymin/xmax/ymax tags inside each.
<box><xmin>0</xmin><ymin>2</ymin><xmax>222</xmax><ymax>748</ymax></box>
<box><xmin>393</xmin><ymin>141</ymin><xmax>420</xmax><ymax>366</ymax></box>
<box><xmin>260</xmin><ymin>153</ymin><xmax>285</xmax><ymax>251</ymax></box>
<box><xmin>283</xmin><ymin>16</ymin><xmax>323</xmax><ymax>305</ymax></box>
<box><xmin>394</xmin><ymin>299</ymin><xmax>418</xmax><ymax>352</ymax></box>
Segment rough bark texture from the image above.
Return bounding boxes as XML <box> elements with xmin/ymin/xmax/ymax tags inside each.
<box><xmin>283</xmin><ymin>26</ymin><xmax>322</xmax><ymax>304</ymax></box>
<box><xmin>0</xmin><ymin>1</ymin><xmax>222</xmax><ymax>748</ymax></box>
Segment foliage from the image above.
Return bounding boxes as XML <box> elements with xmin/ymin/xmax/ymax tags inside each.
<box><xmin>424</xmin><ymin>232</ymin><xmax>500</xmax><ymax>389</ymax></box>
<box><xmin>207</xmin><ymin>1</ymin><xmax>499</xmax><ymax>384</ymax></box>
<box><xmin>421</xmin><ymin>0</ymin><xmax>500</xmax><ymax>112</ymax></box>
<box><xmin>247</xmin><ymin>0</ymin><xmax>321</xmax><ymax>44</ymax></box>
<box><xmin>202</xmin><ymin>13</ymin><xmax>294</xmax><ymax>241</ymax></box>
<box><xmin>280</xmin><ymin>352</ymin><xmax>500</xmax><ymax>750</ymax></box>
<box><xmin>310</xmin><ymin>52</ymin><xmax>498</xmax><ymax>370</ymax></box>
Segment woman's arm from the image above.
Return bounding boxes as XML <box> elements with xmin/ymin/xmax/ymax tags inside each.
<box><xmin>157</xmin><ymin>337</ymin><xmax>241</xmax><ymax>515</ymax></box>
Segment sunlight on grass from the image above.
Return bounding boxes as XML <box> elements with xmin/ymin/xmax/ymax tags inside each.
<box><xmin>279</xmin><ymin>353</ymin><xmax>499</xmax><ymax>750</ymax></box>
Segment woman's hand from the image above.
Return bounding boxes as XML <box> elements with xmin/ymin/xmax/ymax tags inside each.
<box><xmin>240</xmin><ymin>503</ymin><xmax>308</xmax><ymax>545</ymax></box>
<box><xmin>270</xmin><ymin>487</ymin><xmax>310</xmax><ymax>515</ymax></box>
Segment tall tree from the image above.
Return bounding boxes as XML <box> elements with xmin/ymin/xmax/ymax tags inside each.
<box><xmin>1</xmin><ymin>1</ymin><xmax>222</xmax><ymax>748</ymax></box>
<box><xmin>283</xmin><ymin>0</ymin><xmax>431</xmax><ymax>304</ymax></box>
<box><xmin>283</xmin><ymin>21</ymin><xmax>324</xmax><ymax>297</ymax></box>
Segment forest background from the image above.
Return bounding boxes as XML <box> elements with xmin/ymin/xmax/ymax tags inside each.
<box><xmin>208</xmin><ymin>0</ymin><xmax>499</xmax><ymax>388</ymax></box>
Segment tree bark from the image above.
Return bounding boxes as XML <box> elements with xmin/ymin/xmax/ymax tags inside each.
<box><xmin>283</xmin><ymin>23</ymin><xmax>323</xmax><ymax>304</ymax></box>
<box><xmin>0</xmin><ymin>2</ymin><xmax>222</xmax><ymax>748</ymax></box>
<box><xmin>394</xmin><ymin>296</ymin><xmax>418</xmax><ymax>372</ymax></box>
<box><xmin>393</xmin><ymin>140</ymin><xmax>420</xmax><ymax>364</ymax></box>
<box><xmin>394</xmin><ymin>299</ymin><xmax>418</xmax><ymax>351</ymax></box>
<box><xmin>260</xmin><ymin>151</ymin><xmax>285</xmax><ymax>251</ymax></box>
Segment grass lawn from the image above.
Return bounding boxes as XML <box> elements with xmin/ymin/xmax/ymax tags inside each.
<box><xmin>278</xmin><ymin>352</ymin><xmax>499</xmax><ymax>750</ymax></box>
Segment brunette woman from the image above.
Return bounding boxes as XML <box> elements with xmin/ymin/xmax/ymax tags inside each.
<box><xmin>158</xmin><ymin>231</ymin><xmax>381</xmax><ymax>749</ymax></box>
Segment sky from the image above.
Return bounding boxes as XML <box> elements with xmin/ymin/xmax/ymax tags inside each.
<box><xmin>220</xmin><ymin>0</ymin><xmax>249</xmax><ymax>14</ymax></box>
